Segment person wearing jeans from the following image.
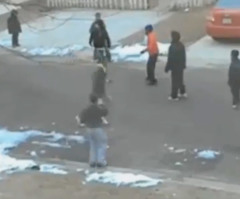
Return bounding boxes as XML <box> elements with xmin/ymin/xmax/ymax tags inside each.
<box><xmin>141</xmin><ymin>24</ymin><xmax>159</xmax><ymax>86</ymax></box>
<box><xmin>79</xmin><ymin>94</ymin><xmax>108</xmax><ymax>168</ymax></box>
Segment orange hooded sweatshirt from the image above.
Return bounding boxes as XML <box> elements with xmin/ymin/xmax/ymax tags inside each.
<box><xmin>147</xmin><ymin>32</ymin><xmax>159</xmax><ymax>55</ymax></box>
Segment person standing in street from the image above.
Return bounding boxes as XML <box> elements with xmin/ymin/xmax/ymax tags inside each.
<box><xmin>228</xmin><ymin>50</ymin><xmax>240</xmax><ymax>109</ymax></box>
<box><xmin>7</xmin><ymin>10</ymin><xmax>22</xmax><ymax>48</ymax></box>
<box><xmin>92</xmin><ymin>63</ymin><xmax>111</xmax><ymax>104</ymax></box>
<box><xmin>89</xmin><ymin>12</ymin><xmax>104</xmax><ymax>60</ymax></box>
<box><xmin>165</xmin><ymin>31</ymin><xmax>187</xmax><ymax>101</ymax></box>
<box><xmin>78</xmin><ymin>94</ymin><xmax>109</xmax><ymax>168</ymax></box>
<box><xmin>141</xmin><ymin>24</ymin><xmax>159</xmax><ymax>86</ymax></box>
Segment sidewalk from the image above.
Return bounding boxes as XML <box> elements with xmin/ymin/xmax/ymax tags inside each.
<box><xmin>0</xmin><ymin>172</ymin><xmax>239</xmax><ymax>199</ymax></box>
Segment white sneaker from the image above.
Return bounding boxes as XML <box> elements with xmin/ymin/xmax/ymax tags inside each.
<box><xmin>168</xmin><ymin>96</ymin><xmax>179</xmax><ymax>101</ymax></box>
<box><xmin>179</xmin><ymin>93</ymin><xmax>188</xmax><ymax>98</ymax></box>
<box><xmin>232</xmin><ymin>105</ymin><xmax>238</xmax><ymax>109</ymax></box>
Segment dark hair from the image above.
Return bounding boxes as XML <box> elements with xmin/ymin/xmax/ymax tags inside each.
<box><xmin>89</xmin><ymin>94</ymin><xmax>98</xmax><ymax>104</ymax></box>
<box><xmin>231</xmin><ymin>49</ymin><xmax>239</xmax><ymax>58</ymax></box>
<box><xmin>95</xmin><ymin>12</ymin><xmax>101</xmax><ymax>17</ymax></box>
<box><xmin>171</xmin><ymin>31</ymin><xmax>181</xmax><ymax>42</ymax></box>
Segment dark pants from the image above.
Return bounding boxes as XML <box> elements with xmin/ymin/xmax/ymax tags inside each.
<box><xmin>146</xmin><ymin>54</ymin><xmax>158</xmax><ymax>83</ymax></box>
<box><xmin>12</xmin><ymin>33</ymin><xmax>19</xmax><ymax>47</ymax></box>
<box><xmin>94</xmin><ymin>48</ymin><xmax>111</xmax><ymax>62</ymax></box>
<box><xmin>230</xmin><ymin>84</ymin><xmax>240</xmax><ymax>105</ymax></box>
<box><xmin>171</xmin><ymin>69</ymin><xmax>186</xmax><ymax>99</ymax></box>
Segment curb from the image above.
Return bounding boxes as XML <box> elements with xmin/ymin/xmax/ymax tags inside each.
<box><xmin>12</xmin><ymin>153</ymin><xmax>240</xmax><ymax>194</ymax></box>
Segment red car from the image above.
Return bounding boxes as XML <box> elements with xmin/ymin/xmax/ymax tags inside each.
<box><xmin>206</xmin><ymin>0</ymin><xmax>240</xmax><ymax>39</ymax></box>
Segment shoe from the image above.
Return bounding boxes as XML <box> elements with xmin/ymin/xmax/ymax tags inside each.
<box><xmin>90</xmin><ymin>163</ymin><xmax>96</xmax><ymax>168</ymax></box>
<box><xmin>232</xmin><ymin>105</ymin><xmax>238</xmax><ymax>109</ymax></box>
<box><xmin>96</xmin><ymin>162</ymin><xmax>108</xmax><ymax>168</ymax></box>
<box><xmin>168</xmin><ymin>96</ymin><xmax>179</xmax><ymax>101</ymax></box>
<box><xmin>178</xmin><ymin>93</ymin><xmax>188</xmax><ymax>98</ymax></box>
<box><xmin>147</xmin><ymin>80</ymin><xmax>158</xmax><ymax>86</ymax></box>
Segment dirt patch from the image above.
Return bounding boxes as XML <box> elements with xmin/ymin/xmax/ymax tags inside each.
<box><xmin>0</xmin><ymin>173</ymin><xmax>239</xmax><ymax>199</ymax></box>
<box><xmin>121</xmin><ymin>7</ymin><xmax>211</xmax><ymax>46</ymax></box>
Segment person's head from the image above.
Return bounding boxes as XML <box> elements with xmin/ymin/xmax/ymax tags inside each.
<box><xmin>171</xmin><ymin>31</ymin><xmax>181</xmax><ymax>43</ymax></box>
<box><xmin>89</xmin><ymin>93</ymin><xmax>98</xmax><ymax>104</ymax></box>
<box><xmin>231</xmin><ymin>50</ymin><xmax>239</xmax><ymax>61</ymax></box>
<box><xmin>95</xmin><ymin>12</ymin><xmax>101</xmax><ymax>20</ymax></box>
<box><xmin>145</xmin><ymin>24</ymin><xmax>153</xmax><ymax>35</ymax></box>
<box><xmin>96</xmin><ymin>19</ymin><xmax>105</xmax><ymax>30</ymax></box>
<box><xmin>11</xmin><ymin>9</ymin><xmax>18</xmax><ymax>17</ymax></box>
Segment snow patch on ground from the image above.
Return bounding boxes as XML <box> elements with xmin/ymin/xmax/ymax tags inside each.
<box><xmin>196</xmin><ymin>150</ymin><xmax>221</xmax><ymax>160</ymax></box>
<box><xmin>86</xmin><ymin>171</ymin><xmax>162</xmax><ymax>188</ymax></box>
<box><xmin>0</xmin><ymin>128</ymin><xmax>85</xmax><ymax>176</ymax></box>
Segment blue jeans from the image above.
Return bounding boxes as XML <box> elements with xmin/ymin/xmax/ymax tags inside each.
<box><xmin>87</xmin><ymin>128</ymin><xmax>108</xmax><ymax>165</ymax></box>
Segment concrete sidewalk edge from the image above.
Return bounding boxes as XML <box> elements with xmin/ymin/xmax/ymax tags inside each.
<box><xmin>11</xmin><ymin>153</ymin><xmax>240</xmax><ymax>194</ymax></box>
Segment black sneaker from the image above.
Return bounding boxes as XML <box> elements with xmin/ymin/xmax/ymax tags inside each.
<box><xmin>96</xmin><ymin>163</ymin><xmax>108</xmax><ymax>168</ymax></box>
<box><xmin>89</xmin><ymin>163</ymin><xmax>96</xmax><ymax>168</ymax></box>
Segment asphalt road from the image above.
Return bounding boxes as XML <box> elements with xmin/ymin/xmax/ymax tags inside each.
<box><xmin>1</xmin><ymin>50</ymin><xmax>240</xmax><ymax>184</ymax></box>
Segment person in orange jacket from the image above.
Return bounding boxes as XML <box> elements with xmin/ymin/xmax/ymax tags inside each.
<box><xmin>141</xmin><ymin>24</ymin><xmax>159</xmax><ymax>86</ymax></box>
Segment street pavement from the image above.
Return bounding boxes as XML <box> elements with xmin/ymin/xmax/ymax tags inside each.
<box><xmin>1</xmin><ymin>49</ymin><xmax>240</xmax><ymax>184</ymax></box>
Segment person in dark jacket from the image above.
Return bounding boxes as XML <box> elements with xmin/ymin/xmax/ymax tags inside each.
<box><xmin>79</xmin><ymin>94</ymin><xmax>108</xmax><ymax>168</ymax></box>
<box><xmin>89</xmin><ymin>19</ymin><xmax>111</xmax><ymax>63</ymax></box>
<box><xmin>7</xmin><ymin>10</ymin><xmax>22</xmax><ymax>48</ymax></box>
<box><xmin>165</xmin><ymin>31</ymin><xmax>187</xmax><ymax>101</ymax></box>
<box><xmin>228</xmin><ymin>50</ymin><xmax>240</xmax><ymax>109</ymax></box>
<box><xmin>89</xmin><ymin>12</ymin><xmax>106</xmax><ymax>60</ymax></box>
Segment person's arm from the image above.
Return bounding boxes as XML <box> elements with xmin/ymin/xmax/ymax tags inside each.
<box><xmin>80</xmin><ymin>109</ymin><xmax>87</xmax><ymax>125</ymax></box>
<box><xmin>89</xmin><ymin>32</ymin><xmax>94</xmax><ymax>46</ymax></box>
<box><xmin>165</xmin><ymin>45</ymin><xmax>172</xmax><ymax>73</ymax></box>
<box><xmin>228</xmin><ymin>65</ymin><xmax>232</xmax><ymax>86</ymax></box>
<box><xmin>105</xmin><ymin>30</ymin><xmax>111</xmax><ymax>48</ymax></box>
<box><xmin>182</xmin><ymin>44</ymin><xmax>186</xmax><ymax>69</ymax></box>
<box><xmin>99</xmin><ymin>105</ymin><xmax>108</xmax><ymax>117</ymax></box>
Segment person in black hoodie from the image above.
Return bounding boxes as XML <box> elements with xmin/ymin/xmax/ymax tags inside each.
<box><xmin>228</xmin><ymin>50</ymin><xmax>240</xmax><ymax>109</ymax></box>
<box><xmin>7</xmin><ymin>10</ymin><xmax>22</xmax><ymax>48</ymax></box>
<box><xmin>89</xmin><ymin>20</ymin><xmax>111</xmax><ymax>63</ymax></box>
<box><xmin>165</xmin><ymin>31</ymin><xmax>187</xmax><ymax>101</ymax></box>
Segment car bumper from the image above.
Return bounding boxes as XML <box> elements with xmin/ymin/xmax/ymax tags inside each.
<box><xmin>206</xmin><ymin>23</ymin><xmax>240</xmax><ymax>38</ymax></box>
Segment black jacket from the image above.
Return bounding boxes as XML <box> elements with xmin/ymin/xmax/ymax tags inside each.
<box><xmin>80</xmin><ymin>104</ymin><xmax>108</xmax><ymax>128</ymax></box>
<box><xmin>165</xmin><ymin>41</ymin><xmax>186</xmax><ymax>72</ymax></box>
<box><xmin>92</xmin><ymin>66</ymin><xmax>106</xmax><ymax>98</ymax></box>
<box><xmin>7</xmin><ymin>14</ymin><xmax>21</xmax><ymax>34</ymax></box>
<box><xmin>89</xmin><ymin>27</ymin><xmax>111</xmax><ymax>48</ymax></box>
<box><xmin>228</xmin><ymin>59</ymin><xmax>240</xmax><ymax>86</ymax></box>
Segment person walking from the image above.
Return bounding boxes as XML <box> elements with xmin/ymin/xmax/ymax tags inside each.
<box><xmin>140</xmin><ymin>24</ymin><xmax>159</xmax><ymax>86</ymax></box>
<box><xmin>92</xmin><ymin>63</ymin><xmax>111</xmax><ymax>104</ymax></box>
<box><xmin>7</xmin><ymin>10</ymin><xmax>22</xmax><ymax>48</ymax></box>
<box><xmin>228</xmin><ymin>50</ymin><xmax>240</xmax><ymax>109</ymax></box>
<box><xmin>165</xmin><ymin>31</ymin><xmax>187</xmax><ymax>101</ymax></box>
<box><xmin>78</xmin><ymin>94</ymin><xmax>109</xmax><ymax>168</ymax></box>
<box><xmin>89</xmin><ymin>12</ymin><xmax>105</xmax><ymax>60</ymax></box>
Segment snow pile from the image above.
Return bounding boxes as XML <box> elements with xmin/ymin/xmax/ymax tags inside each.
<box><xmin>0</xmin><ymin>128</ymin><xmax>86</xmax><ymax>176</ymax></box>
<box><xmin>196</xmin><ymin>150</ymin><xmax>221</xmax><ymax>160</ymax></box>
<box><xmin>111</xmin><ymin>43</ymin><xmax>170</xmax><ymax>62</ymax></box>
<box><xmin>21</xmin><ymin>45</ymin><xmax>86</xmax><ymax>56</ymax></box>
<box><xmin>86</xmin><ymin>171</ymin><xmax>162</xmax><ymax>188</ymax></box>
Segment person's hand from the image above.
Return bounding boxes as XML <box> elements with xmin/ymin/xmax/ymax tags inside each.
<box><xmin>165</xmin><ymin>67</ymin><xmax>169</xmax><ymax>73</ymax></box>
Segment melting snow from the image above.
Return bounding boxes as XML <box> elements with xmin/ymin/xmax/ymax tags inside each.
<box><xmin>0</xmin><ymin>128</ymin><xmax>85</xmax><ymax>176</ymax></box>
<box><xmin>196</xmin><ymin>150</ymin><xmax>221</xmax><ymax>160</ymax></box>
<box><xmin>86</xmin><ymin>171</ymin><xmax>162</xmax><ymax>188</ymax></box>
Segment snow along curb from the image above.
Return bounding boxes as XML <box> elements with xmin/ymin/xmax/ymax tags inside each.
<box><xmin>12</xmin><ymin>154</ymin><xmax>240</xmax><ymax>194</ymax></box>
